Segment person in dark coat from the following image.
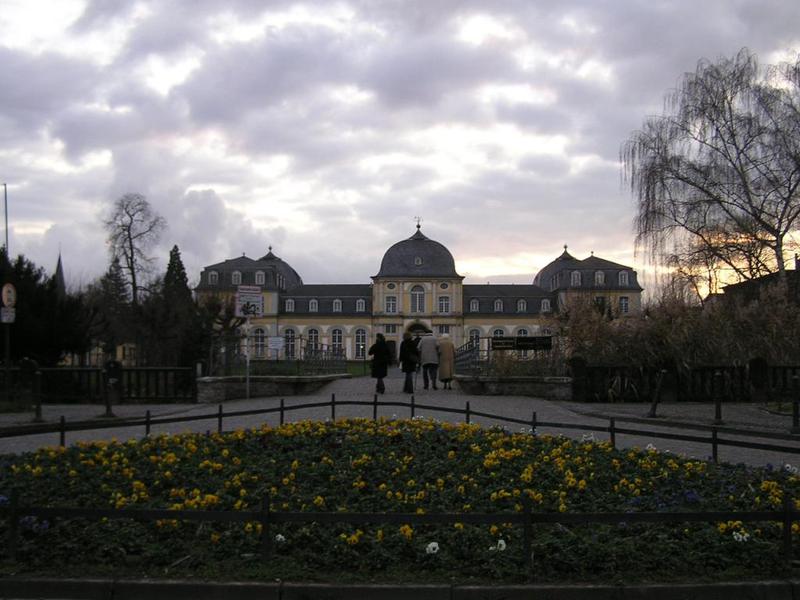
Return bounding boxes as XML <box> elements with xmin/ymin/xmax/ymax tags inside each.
<box><xmin>399</xmin><ymin>332</ymin><xmax>420</xmax><ymax>393</ymax></box>
<box><xmin>368</xmin><ymin>333</ymin><xmax>391</xmax><ymax>394</ymax></box>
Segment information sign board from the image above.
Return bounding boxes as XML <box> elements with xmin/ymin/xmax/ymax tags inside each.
<box><xmin>1</xmin><ymin>307</ymin><xmax>16</xmax><ymax>324</ymax></box>
<box><xmin>2</xmin><ymin>283</ymin><xmax>16</xmax><ymax>308</ymax></box>
<box><xmin>235</xmin><ymin>285</ymin><xmax>264</xmax><ymax>317</ymax></box>
<box><xmin>268</xmin><ymin>336</ymin><xmax>285</xmax><ymax>350</ymax></box>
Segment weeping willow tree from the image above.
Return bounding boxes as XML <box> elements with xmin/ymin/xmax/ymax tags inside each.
<box><xmin>622</xmin><ymin>48</ymin><xmax>800</xmax><ymax>298</ymax></box>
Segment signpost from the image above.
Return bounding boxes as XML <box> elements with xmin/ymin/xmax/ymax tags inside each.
<box><xmin>2</xmin><ymin>282</ymin><xmax>15</xmax><ymax>405</ymax></box>
<box><xmin>235</xmin><ymin>286</ymin><xmax>264</xmax><ymax>400</ymax></box>
<box><xmin>490</xmin><ymin>336</ymin><xmax>552</xmax><ymax>352</ymax></box>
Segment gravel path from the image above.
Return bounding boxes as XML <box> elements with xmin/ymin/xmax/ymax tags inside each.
<box><xmin>2</xmin><ymin>374</ymin><xmax>799</xmax><ymax>468</ymax></box>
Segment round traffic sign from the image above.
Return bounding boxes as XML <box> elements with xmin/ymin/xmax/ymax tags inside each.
<box><xmin>2</xmin><ymin>283</ymin><xmax>16</xmax><ymax>308</ymax></box>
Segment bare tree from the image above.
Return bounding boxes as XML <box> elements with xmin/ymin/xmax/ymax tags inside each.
<box><xmin>622</xmin><ymin>49</ymin><xmax>800</xmax><ymax>288</ymax></box>
<box><xmin>104</xmin><ymin>193</ymin><xmax>166</xmax><ymax>305</ymax></box>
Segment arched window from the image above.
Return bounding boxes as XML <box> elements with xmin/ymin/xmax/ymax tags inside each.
<box><xmin>516</xmin><ymin>299</ymin><xmax>527</xmax><ymax>312</ymax></box>
<box><xmin>232</xmin><ymin>271</ymin><xmax>242</xmax><ymax>285</ymax></box>
<box><xmin>470</xmin><ymin>298</ymin><xmax>480</xmax><ymax>312</ymax></box>
<box><xmin>595</xmin><ymin>271</ymin><xmax>605</xmax><ymax>285</ymax></box>
<box><xmin>469</xmin><ymin>329</ymin><xmax>481</xmax><ymax>346</ymax></box>
<box><xmin>355</xmin><ymin>328</ymin><xmax>366</xmax><ymax>359</ymax></box>
<box><xmin>356</xmin><ymin>299</ymin><xmax>366</xmax><ymax>312</ymax></box>
<box><xmin>255</xmin><ymin>271</ymin><xmax>265</xmax><ymax>285</ymax></box>
<box><xmin>285</xmin><ymin>298</ymin><xmax>295</xmax><ymax>312</ymax></box>
<box><xmin>333</xmin><ymin>299</ymin><xmax>342</xmax><ymax>313</ymax></box>
<box><xmin>517</xmin><ymin>328</ymin><xmax>529</xmax><ymax>336</ymax></box>
<box><xmin>307</xmin><ymin>328</ymin><xmax>319</xmax><ymax>351</ymax></box>
<box><xmin>284</xmin><ymin>328</ymin><xmax>296</xmax><ymax>359</ymax></box>
<box><xmin>493</xmin><ymin>328</ymin><xmax>505</xmax><ymax>337</ymax></box>
<box><xmin>571</xmin><ymin>271</ymin><xmax>581</xmax><ymax>286</ymax></box>
<box><xmin>411</xmin><ymin>285</ymin><xmax>425</xmax><ymax>313</ymax></box>
<box><xmin>619</xmin><ymin>271</ymin><xmax>629</xmax><ymax>286</ymax></box>
<box><xmin>331</xmin><ymin>328</ymin><xmax>343</xmax><ymax>351</ymax></box>
<box><xmin>494</xmin><ymin>299</ymin><xmax>504</xmax><ymax>312</ymax></box>
<box><xmin>253</xmin><ymin>328</ymin><xmax>266</xmax><ymax>358</ymax></box>
<box><xmin>309</xmin><ymin>299</ymin><xmax>318</xmax><ymax>312</ymax></box>
<box><xmin>541</xmin><ymin>299</ymin><xmax>551</xmax><ymax>313</ymax></box>
<box><xmin>208</xmin><ymin>271</ymin><xmax>219</xmax><ymax>285</ymax></box>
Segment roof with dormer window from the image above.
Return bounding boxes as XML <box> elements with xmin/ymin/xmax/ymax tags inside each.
<box><xmin>375</xmin><ymin>226</ymin><xmax>462</xmax><ymax>278</ymax></box>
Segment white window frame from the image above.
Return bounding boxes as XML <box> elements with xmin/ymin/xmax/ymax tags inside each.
<box><xmin>595</xmin><ymin>271</ymin><xmax>605</xmax><ymax>285</ymax></box>
<box><xmin>285</xmin><ymin>299</ymin><xmax>295</xmax><ymax>312</ymax></box>
<box><xmin>232</xmin><ymin>271</ymin><xmax>242</xmax><ymax>285</ymax></box>
<box><xmin>494</xmin><ymin>299</ymin><xmax>503</xmax><ymax>312</ymax></box>
<box><xmin>309</xmin><ymin>299</ymin><xmax>318</xmax><ymax>312</ymax></box>
<box><xmin>385</xmin><ymin>324</ymin><xmax>397</xmax><ymax>334</ymax></box>
<box><xmin>470</xmin><ymin>298</ymin><xmax>480</xmax><ymax>312</ymax></box>
<box><xmin>331</xmin><ymin>328</ymin><xmax>343</xmax><ymax>351</ymax></box>
<box><xmin>284</xmin><ymin>328</ymin><xmax>296</xmax><ymax>359</ymax></box>
<box><xmin>571</xmin><ymin>271</ymin><xmax>581</xmax><ymax>286</ymax></box>
<box><xmin>619</xmin><ymin>296</ymin><xmax>630</xmax><ymax>314</ymax></box>
<box><xmin>411</xmin><ymin>285</ymin><xmax>425</xmax><ymax>313</ymax></box>
<box><xmin>619</xmin><ymin>271</ymin><xmax>629</xmax><ymax>286</ymax></box>
<box><xmin>437</xmin><ymin>324</ymin><xmax>450</xmax><ymax>335</ymax></box>
<box><xmin>333</xmin><ymin>299</ymin><xmax>342</xmax><ymax>313</ymax></box>
<box><xmin>438</xmin><ymin>295</ymin><xmax>450</xmax><ymax>314</ymax></box>
<box><xmin>493</xmin><ymin>328</ymin><xmax>505</xmax><ymax>337</ymax></box>
<box><xmin>541</xmin><ymin>299</ymin><xmax>551</xmax><ymax>313</ymax></box>
<box><xmin>208</xmin><ymin>271</ymin><xmax>219</xmax><ymax>285</ymax></box>
<box><xmin>355</xmin><ymin>328</ymin><xmax>366</xmax><ymax>359</ymax></box>
<box><xmin>516</xmin><ymin>299</ymin><xmax>527</xmax><ymax>312</ymax></box>
<box><xmin>255</xmin><ymin>271</ymin><xmax>265</xmax><ymax>285</ymax></box>
<box><xmin>307</xmin><ymin>328</ymin><xmax>319</xmax><ymax>350</ymax></box>
<box><xmin>469</xmin><ymin>329</ymin><xmax>481</xmax><ymax>346</ymax></box>
<box><xmin>253</xmin><ymin>328</ymin><xmax>266</xmax><ymax>358</ymax></box>
<box><xmin>385</xmin><ymin>295</ymin><xmax>397</xmax><ymax>313</ymax></box>
<box><xmin>356</xmin><ymin>299</ymin><xmax>366</xmax><ymax>312</ymax></box>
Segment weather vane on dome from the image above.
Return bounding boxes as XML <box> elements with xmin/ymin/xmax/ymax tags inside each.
<box><xmin>414</xmin><ymin>216</ymin><xmax>423</xmax><ymax>230</ymax></box>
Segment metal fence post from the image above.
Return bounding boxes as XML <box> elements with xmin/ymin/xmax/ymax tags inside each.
<box><xmin>531</xmin><ymin>411</ymin><xmax>537</xmax><ymax>435</ymax></box>
<box><xmin>411</xmin><ymin>394</ymin><xmax>415</xmax><ymax>419</ymax></box>
<box><xmin>373</xmin><ymin>394</ymin><xmax>378</xmax><ymax>420</ymax></box>
<box><xmin>280</xmin><ymin>399</ymin><xmax>285</xmax><ymax>426</ymax></box>
<box><xmin>793</xmin><ymin>375</ymin><xmax>800</xmax><ymax>435</ymax></box>
<box><xmin>217</xmin><ymin>404</ymin><xmax>223</xmax><ymax>434</ymax></box>
<box><xmin>32</xmin><ymin>371</ymin><xmax>43</xmax><ymax>423</ymax></box>
<box><xmin>711</xmin><ymin>428</ymin><xmax>719</xmax><ymax>463</ymax></box>
<box><xmin>331</xmin><ymin>393</ymin><xmax>336</xmax><ymax>421</ymax></box>
<box><xmin>713</xmin><ymin>370</ymin><xmax>724</xmax><ymax>424</ymax></box>
<box><xmin>59</xmin><ymin>415</ymin><xmax>66</xmax><ymax>447</ymax></box>
<box><xmin>466</xmin><ymin>401</ymin><xmax>471</xmax><ymax>424</ymax></box>
<box><xmin>609</xmin><ymin>417</ymin><xmax>616</xmax><ymax>449</ymax></box>
<box><xmin>145</xmin><ymin>410</ymin><xmax>151</xmax><ymax>437</ymax></box>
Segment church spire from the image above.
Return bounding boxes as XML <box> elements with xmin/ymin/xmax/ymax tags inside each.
<box><xmin>54</xmin><ymin>253</ymin><xmax>66</xmax><ymax>300</ymax></box>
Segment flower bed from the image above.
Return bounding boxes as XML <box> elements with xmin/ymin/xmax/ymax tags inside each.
<box><xmin>0</xmin><ymin>418</ymin><xmax>798</xmax><ymax>583</ymax></box>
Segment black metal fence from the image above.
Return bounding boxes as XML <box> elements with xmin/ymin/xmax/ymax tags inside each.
<box><xmin>454</xmin><ymin>338</ymin><xmax>566</xmax><ymax>377</ymax></box>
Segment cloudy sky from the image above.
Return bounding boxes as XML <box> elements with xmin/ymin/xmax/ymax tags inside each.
<box><xmin>1</xmin><ymin>0</ymin><xmax>798</xmax><ymax>290</ymax></box>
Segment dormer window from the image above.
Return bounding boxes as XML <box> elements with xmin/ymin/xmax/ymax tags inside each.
<box><xmin>541</xmin><ymin>299</ymin><xmax>551</xmax><ymax>313</ymax></box>
<box><xmin>231</xmin><ymin>271</ymin><xmax>242</xmax><ymax>285</ymax></box>
<box><xmin>494</xmin><ymin>299</ymin><xmax>504</xmax><ymax>312</ymax></box>
<box><xmin>550</xmin><ymin>275</ymin><xmax>557</xmax><ymax>291</ymax></box>
<box><xmin>414</xmin><ymin>256</ymin><xmax>423</xmax><ymax>266</ymax></box>
<box><xmin>208</xmin><ymin>271</ymin><xmax>219</xmax><ymax>285</ymax></box>
<box><xmin>619</xmin><ymin>271</ymin><xmax>629</xmax><ymax>286</ymax></box>
<box><xmin>333</xmin><ymin>299</ymin><xmax>342</xmax><ymax>312</ymax></box>
<box><xmin>255</xmin><ymin>271</ymin><xmax>265</xmax><ymax>285</ymax></box>
<box><xmin>285</xmin><ymin>299</ymin><xmax>295</xmax><ymax>312</ymax></box>
<box><xmin>516</xmin><ymin>299</ymin><xmax>527</xmax><ymax>312</ymax></box>
<box><xmin>356</xmin><ymin>299</ymin><xmax>366</xmax><ymax>312</ymax></box>
<box><xmin>595</xmin><ymin>271</ymin><xmax>605</xmax><ymax>285</ymax></box>
<box><xmin>571</xmin><ymin>271</ymin><xmax>581</xmax><ymax>286</ymax></box>
<box><xmin>277</xmin><ymin>274</ymin><xmax>285</xmax><ymax>289</ymax></box>
<box><xmin>470</xmin><ymin>298</ymin><xmax>480</xmax><ymax>312</ymax></box>
<box><xmin>309</xmin><ymin>299</ymin><xmax>318</xmax><ymax>312</ymax></box>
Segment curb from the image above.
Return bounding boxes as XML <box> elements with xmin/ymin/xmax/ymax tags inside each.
<box><xmin>1</xmin><ymin>578</ymin><xmax>799</xmax><ymax>600</ymax></box>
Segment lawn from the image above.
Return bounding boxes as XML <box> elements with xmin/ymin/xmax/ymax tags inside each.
<box><xmin>0</xmin><ymin>417</ymin><xmax>798</xmax><ymax>583</ymax></box>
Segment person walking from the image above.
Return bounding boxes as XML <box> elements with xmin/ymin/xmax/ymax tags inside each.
<box><xmin>399</xmin><ymin>332</ymin><xmax>420</xmax><ymax>394</ymax></box>
<box><xmin>437</xmin><ymin>333</ymin><xmax>455</xmax><ymax>389</ymax></box>
<box><xmin>368</xmin><ymin>333</ymin><xmax>391</xmax><ymax>394</ymax></box>
<box><xmin>418</xmin><ymin>331</ymin><xmax>440</xmax><ymax>390</ymax></box>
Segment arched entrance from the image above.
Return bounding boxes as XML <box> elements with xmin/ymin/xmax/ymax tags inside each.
<box><xmin>406</xmin><ymin>322</ymin><xmax>430</xmax><ymax>335</ymax></box>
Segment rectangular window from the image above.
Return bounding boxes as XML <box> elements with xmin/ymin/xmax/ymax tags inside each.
<box><xmin>384</xmin><ymin>324</ymin><xmax>397</xmax><ymax>334</ymax></box>
<box><xmin>437</xmin><ymin>325</ymin><xmax>450</xmax><ymax>335</ymax></box>
<box><xmin>438</xmin><ymin>296</ymin><xmax>450</xmax><ymax>313</ymax></box>
<box><xmin>385</xmin><ymin>295</ymin><xmax>397</xmax><ymax>313</ymax></box>
<box><xmin>619</xmin><ymin>296</ymin><xmax>630</xmax><ymax>314</ymax></box>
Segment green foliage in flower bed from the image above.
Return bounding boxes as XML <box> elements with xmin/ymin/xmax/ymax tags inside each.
<box><xmin>0</xmin><ymin>418</ymin><xmax>798</xmax><ymax>583</ymax></box>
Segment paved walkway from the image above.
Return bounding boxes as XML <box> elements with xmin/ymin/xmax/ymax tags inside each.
<box><xmin>2</xmin><ymin>374</ymin><xmax>799</xmax><ymax>467</ymax></box>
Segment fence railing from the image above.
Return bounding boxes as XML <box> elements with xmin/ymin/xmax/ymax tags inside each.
<box><xmin>3</xmin><ymin>394</ymin><xmax>800</xmax><ymax>464</ymax></box>
<box><xmin>1</xmin><ymin>491</ymin><xmax>796</xmax><ymax>573</ymax></box>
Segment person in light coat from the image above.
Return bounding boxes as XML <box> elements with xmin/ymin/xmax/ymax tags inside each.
<box><xmin>437</xmin><ymin>334</ymin><xmax>455</xmax><ymax>389</ymax></box>
<box><xmin>417</xmin><ymin>332</ymin><xmax>440</xmax><ymax>390</ymax></box>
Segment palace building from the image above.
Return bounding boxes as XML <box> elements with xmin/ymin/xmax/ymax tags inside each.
<box><xmin>195</xmin><ymin>225</ymin><xmax>643</xmax><ymax>360</ymax></box>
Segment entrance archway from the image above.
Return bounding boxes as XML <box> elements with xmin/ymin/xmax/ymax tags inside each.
<box><xmin>406</xmin><ymin>322</ymin><xmax>430</xmax><ymax>335</ymax></box>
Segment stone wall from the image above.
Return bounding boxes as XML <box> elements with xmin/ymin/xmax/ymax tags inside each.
<box><xmin>455</xmin><ymin>375</ymin><xmax>572</xmax><ymax>400</ymax></box>
<box><xmin>197</xmin><ymin>374</ymin><xmax>347</xmax><ymax>403</ymax></box>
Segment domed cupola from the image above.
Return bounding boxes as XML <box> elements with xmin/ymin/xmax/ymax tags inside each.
<box><xmin>376</xmin><ymin>225</ymin><xmax>461</xmax><ymax>278</ymax></box>
<box><xmin>533</xmin><ymin>245</ymin><xmax>579</xmax><ymax>287</ymax></box>
<box><xmin>257</xmin><ymin>246</ymin><xmax>304</xmax><ymax>290</ymax></box>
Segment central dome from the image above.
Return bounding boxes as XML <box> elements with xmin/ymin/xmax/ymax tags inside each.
<box><xmin>376</xmin><ymin>226</ymin><xmax>460</xmax><ymax>278</ymax></box>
